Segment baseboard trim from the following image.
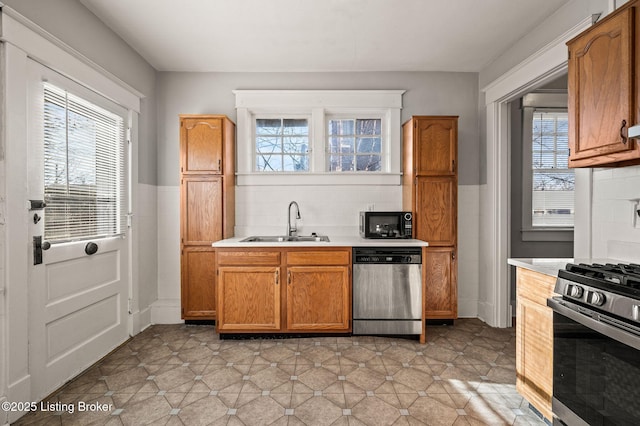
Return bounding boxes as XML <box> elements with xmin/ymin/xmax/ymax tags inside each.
<box><xmin>150</xmin><ymin>298</ymin><xmax>183</xmax><ymax>324</ymax></box>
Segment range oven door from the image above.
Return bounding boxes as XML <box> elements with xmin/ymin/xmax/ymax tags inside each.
<box><xmin>549</xmin><ymin>298</ymin><xmax>640</xmax><ymax>426</ymax></box>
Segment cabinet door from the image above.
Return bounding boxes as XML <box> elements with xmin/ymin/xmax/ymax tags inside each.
<box><xmin>424</xmin><ymin>247</ymin><xmax>457</xmax><ymax>319</ymax></box>
<box><xmin>180</xmin><ymin>117</ymin><xmax>223</xmax><ymax>174</ymax></box>
<box><xmin>217</xmin><ymin>266</ymin><xmax>281</xmax><ymax>331</ymax></box>
<box><xmin>516</xmin><ymin>297</ymin><xmax>553</xmax><ymax>420</ymax></box>
<box><xmin>181</xmin><ymin>247</ymin><xmax>216</xmax><ymax>319</ymax></box>
<box><xmin>286</xmin><ymin>266</ymin><xmax>350</xmax><ymax>331</ymax></box>
<box><xmin>414</xmin><ymin>117</ymin><xmax>457</xmax><ymax>176</ymax></box>
<box><xmin>181</xmin><ymin>176</ymin><xmax>223</xmax><ymax>245</ymax></box>
<box><xmin>415</xmin><ymin>176</ymin><xmax>456</xmax><ymax>246</ymax></box>
<box><xmin>568</xmin><ymin>7</ymin><xmax>637</xmax><ymax>166</ymax></box>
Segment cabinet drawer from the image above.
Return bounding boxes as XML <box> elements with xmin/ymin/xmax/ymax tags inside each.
<box><xmin>287</xmin><ymin>250</ymin><xmax>350</xmax><ymax>266</ymax></box>
<box><xmin>516</xmin><ymin>268</ymin><xmax>556</xmax><ymax>306</ymax></box>
<box><xmin>217</xmin><ymin>251</ymin><xmax>281</xmax><ymax>266</ymax></box>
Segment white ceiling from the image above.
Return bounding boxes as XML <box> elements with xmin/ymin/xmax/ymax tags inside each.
<box><xmin>80</xmin><ymin>0</ymin><xmax>570</xmax><ymax>73</ymax></box>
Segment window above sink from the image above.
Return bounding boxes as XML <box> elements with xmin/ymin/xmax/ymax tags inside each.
<box><xmin>234</xmin><ymin>90</ymin><xmax>404</xmax><ymax>186</ymax></box>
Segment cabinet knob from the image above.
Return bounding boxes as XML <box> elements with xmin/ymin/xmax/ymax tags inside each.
<box><xmin>620</xmin><ymin>119</ymin><xmax>628</xmax><ymax>145</ymax></box>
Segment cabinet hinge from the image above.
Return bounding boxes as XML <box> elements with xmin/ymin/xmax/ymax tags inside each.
<box><xmin>216</xmin><ymin>269</ymin><xmax>219</xmax><ymax>276</ymax></box>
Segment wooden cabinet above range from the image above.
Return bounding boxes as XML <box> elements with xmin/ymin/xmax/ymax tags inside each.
<box><xmin>567</xmin><ymin>0</ymin><xmax>640</xmax><ymax>167</ymax></box>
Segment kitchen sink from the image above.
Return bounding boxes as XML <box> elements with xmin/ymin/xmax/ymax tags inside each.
<box><xmin>239</xmin><ymin>235</ymin><xmax>330</xmax><ymax>243</ymax></box>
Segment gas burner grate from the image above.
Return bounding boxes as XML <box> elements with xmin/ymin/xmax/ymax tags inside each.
<box><xmin>566</xmin><ymin>263</ymin><xmax>640</xmax><ymax>290</ymax></box>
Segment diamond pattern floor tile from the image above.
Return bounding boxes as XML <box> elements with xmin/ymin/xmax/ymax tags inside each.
<box><xmin>10</xmin><ymin>319</ymin><xmax>547</xmax><ymax>425</ymax></box>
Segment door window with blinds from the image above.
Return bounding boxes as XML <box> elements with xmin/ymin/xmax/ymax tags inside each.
<box><xmin>43</xmin><ymin>82</ymin><xmax>127</xmax><ymax>243</ymax></box>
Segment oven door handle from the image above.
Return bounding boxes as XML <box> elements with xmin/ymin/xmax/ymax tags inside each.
<box><xmin>547</xmin><ymin>297</ymin><xmax>640</xmax><ymax>351</ymax></box>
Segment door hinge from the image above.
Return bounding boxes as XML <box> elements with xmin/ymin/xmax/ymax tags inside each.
<box><xmin>126</xmin><ymin>127</ymin><xmax>132</xmax><ymax>144</ymax></box>
<box><xmin>127</xmin><ymin>212</ymin><xmax>134</xmax><ymax>228</ymax></box>
<box><xmin>128</xmin><ymin>299</ymin><xmax>133</xmax><ymax>314</ymax></box>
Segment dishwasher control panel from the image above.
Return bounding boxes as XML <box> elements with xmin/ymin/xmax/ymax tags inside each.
<box><xmin>353</xmin><ymin>247</ymin><xmax>422</xmax><ymax>264</ymax></box>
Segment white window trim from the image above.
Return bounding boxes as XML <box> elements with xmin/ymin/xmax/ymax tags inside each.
<box><xmin>234</xmin><ymin>90</ymin><xmax>404</xmax><ymax>186</ymax></box>
<box><xmin>521</xmin><ymin>92</ymin><xmax>574</xmax><ymax>241</ymax></box>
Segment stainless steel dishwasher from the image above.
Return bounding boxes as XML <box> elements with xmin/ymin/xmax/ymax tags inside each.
<box><xmin>352</xmin><ymin>247</ymin><xmax>422</xmax><ymax>335</ymax></box>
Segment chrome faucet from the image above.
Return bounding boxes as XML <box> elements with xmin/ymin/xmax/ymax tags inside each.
<box><xmin>287</xmin><ymin>201</ymin><xmax>301</xmax><ymax>237</ymax></box>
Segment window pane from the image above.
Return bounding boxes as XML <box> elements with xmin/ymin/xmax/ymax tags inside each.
<box><xmin>256</xmin><ymin>137</ymin><xmax>280</xmax><ymax>153</ymax></box>
<box><xmin>257</xmin><ymin>154</ymin><xmax>282</xmax><ymax>172</ymax></box>
<box><xmin>256</xmin><ymin>119</ymin><xmax>282</xmax><ymax>135</ymax></box>
<box><xmin>356</xmin><ymin>154</ymin><xmax>381</xmax><ymax>171</ymax></box>
<box><xmin>254</xmin><ymin>118</ymin><xmax>309</xmax><ymax>172</ymax></box>
<box><xmin>531</xmin><ymin>110</ymin><xmax>573</xmax><ymax>227</ymax></box>
<box><xmin>357</xmin><ymin>119</ymin><xmax>381</xmax><ymax>135</ymax></box>
<box><xmin>327</xmin><ymin>118</ymin><xmax>382</xmax><ymax>172</ymax></box>
<box><xmin>283</xmin><ymin>119</ymin><xmax>309</xmax><ymax>135</ymax></box>
<box><xmin>357</xmin><ymin>137</ymin><xmax>380</xmax><ymax>153</ymax></box>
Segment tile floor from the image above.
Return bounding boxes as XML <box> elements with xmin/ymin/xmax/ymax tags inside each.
<box><xmin>13</xmin><ymin>319</ymin><xmax>546</xmax><ymax>425</ymax></box>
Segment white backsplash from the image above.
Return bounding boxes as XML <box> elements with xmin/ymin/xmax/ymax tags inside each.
<box><xmin>235</xmin><ymin>185</ymin><xmax>402</xmax><ymax>237</ymax></box>
<box><xmin>591</xmin><ymin>166</ymin><xmax>640</xmax><ymax>262</ymax></box>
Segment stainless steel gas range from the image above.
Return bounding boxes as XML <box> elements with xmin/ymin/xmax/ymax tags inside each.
<box><xmin>548</xmin><ymin>263</ymin><xmax>640</xmax><ymax>426</ymax></box>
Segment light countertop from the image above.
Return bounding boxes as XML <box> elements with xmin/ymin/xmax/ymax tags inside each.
<box><xmin>213</xmin><ymin>236</ymin><xmax>429</xmax><ymax>248</ymax></box>
<box><xmin>507</xmin><ymin>258</ymin><xmax>573</xmax><ymax>277</ymax></box>
<box><xmin>507</xmin><ymin>257</ymin><xmax>628</xmax><ymax>277</ymax></box>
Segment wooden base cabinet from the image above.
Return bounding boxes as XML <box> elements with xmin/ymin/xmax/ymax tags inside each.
<box><xmin>180</xmin><ymin>115</ymin><xmax>235</xmax><ymax>320</ymax></box>
<box><xmin>216</xmin><ymin>248</ymin><xmax>351</xmax><ymax>334</ymax></box>
<box><xmin>181</xmin><ymin>247</ymin><xmax>217</xmax><ymax>319</ymax></box>
<box><xmin>424</xmin><ymin>247</ymin><xmax>457</xmax><ymax>319</ymax></box>
<box><xmin>287</xmin><ymin>266</ymin><xmax>350</xmax><ymax>331</ymax></box>
<box><xmin>515</xmin><ymin>267</ymin><xmax>556</xmax><ymax>421</ymax></box>
<box><xmin>217</xmin><ymin>266</ymin><xmax>281</xmax><ymax>331</ymax></box>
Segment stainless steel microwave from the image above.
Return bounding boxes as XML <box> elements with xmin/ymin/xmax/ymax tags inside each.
<box><xmin>359</xmin><ymin>211</ymin><xmax>413</xmax><ymax>239</ymax></box>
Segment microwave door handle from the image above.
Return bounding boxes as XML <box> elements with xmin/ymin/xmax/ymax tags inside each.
<box><xmin>547</xmin><ymin>298</ymin><xmax>640</xmax><ymax>351</ymax></box>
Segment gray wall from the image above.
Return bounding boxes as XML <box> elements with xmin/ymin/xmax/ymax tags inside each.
<box><xmin>157</xmin><ymin>71</ymin><xmax>480</xmax><ymax>187</ymax></box>
<box><xmin>2</xmin><ymin>0</ymin><xmax>158</xmax><ymax>185</ymax></box>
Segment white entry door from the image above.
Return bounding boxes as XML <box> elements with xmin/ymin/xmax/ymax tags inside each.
<box><xmin>26</xmin><ymin>61</ymin><xmax>131</xmax><ymax>401</ymax></box>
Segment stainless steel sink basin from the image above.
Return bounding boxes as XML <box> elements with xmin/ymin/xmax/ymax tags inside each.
<box><xmin>239</xmin><ymin>235</ymin><xmax>330</xmax><ymax>243</ymax></box>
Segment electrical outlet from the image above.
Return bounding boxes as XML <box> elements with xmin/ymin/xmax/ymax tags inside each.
<box><xmin>633</xmin><ymin>200</ymin><xmax>640</xmax><ymax>229</ymax></box>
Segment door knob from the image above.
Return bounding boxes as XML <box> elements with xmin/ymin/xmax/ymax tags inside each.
<box><xmin>85</xmin><ymin>242</ymin><xmax>98</xmax><ymax>255</ymax></box>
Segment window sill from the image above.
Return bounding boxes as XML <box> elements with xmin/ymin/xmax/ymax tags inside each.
<box><xmin>521</xmin><ymin>228</ymin><xmax>574</xmax><ymax>242</ymax></box>
<box><xmin>236</xmin><ymin>172</ymin><xmax>402</xmax><ymax>186</ymax></box>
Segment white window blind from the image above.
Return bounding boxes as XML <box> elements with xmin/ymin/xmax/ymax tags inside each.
<box><xmin>43</xmin><ymin>82</ymin><xmax>127</xmax><ymax>243</ymax></box>
<box><xmin>531</xmin><ymin>110</ymin><xmax>574</xmax><ymax>227</ymax></box>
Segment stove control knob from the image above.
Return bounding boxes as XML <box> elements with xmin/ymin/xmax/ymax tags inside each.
<box><xmin>567</xmin><ymin>285</ymin><xmax>584</xmax><ymax>299</ymax></box>
<box><xmin>589</xmin><ymin>291</ymin><xmax>606</xmax><ymax>307</ymax></box>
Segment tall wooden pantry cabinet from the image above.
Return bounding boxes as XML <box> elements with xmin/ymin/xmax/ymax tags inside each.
<box><xmin>402</xmin><ymin>116</ymin><xmax>458</xmax><ymax>319</ymax></box>
<box><xmin>180</xmin><ymin>115</ymin><xmax>235</xmax><ymax>320</ymax></box>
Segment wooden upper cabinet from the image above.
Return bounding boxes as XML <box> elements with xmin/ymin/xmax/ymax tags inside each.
<box><xmin>414</xmin><ymin>117</ymin><xmax>458</xmax><ymax>176</ymax></box>
<box><xmin>181</xmin><ymin>117</ymin><xmax>223</xmax><ymax>174</ymax></box>
<box><xmin>567</xmin><ymin>3</ymin><xmax>640</xmax><ymax>167</ymax></box>
<box><xmin>414</xmin><ymin>176</ymin><xmax>456</xmax><ymax>246</ymax></box>
<box><xmin>181</xmin><ymin>176</ymin><xmax>223</xmax><ymax>245</ymax></box>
